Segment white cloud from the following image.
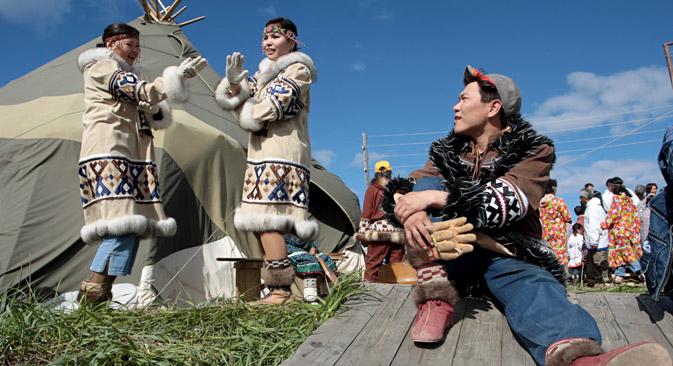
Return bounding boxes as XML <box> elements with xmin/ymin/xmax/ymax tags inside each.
<box><xmin>352</xmin><ymin>61</ymin><xmax>366</xmax><ymax>72</ymax></box>
<box><xmin>374</xmin><ymin>8</ymin><xmax>393</xmax><ymax>20</ymax></box>
<box><xmin>257</xmin><ymin>5</ymin><xmax>276</xmax><ymax>17</ymax></box>
<box><xmin>552</xmin><ymin>158</ymin><xmax>663</xmax><ymax>198</ymax></box>
<box><xmin>0</xmin><ymin>0</ymin><xmax>71</xmax><ymax>36</ymax></box>
<box><xmin>312</xmin><ymin>149</ymin><xmax>336</xmax><ymax>168</ymax></box>
<box><xmin>529</xmin><ymin>66</ymin><xmax>673</xmax><ymax>133</ymax></box>
<box><xmin>350</xmin><ymin>152</ymin><xmax>392</xmax><ymax>168</ymax></box>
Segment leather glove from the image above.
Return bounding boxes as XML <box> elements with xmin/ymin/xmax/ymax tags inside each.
<box><xmin>178</xmin><ymin>56</ymin><xmax>208</xmax><ymax>80</ymax></box>
<box><xmin>137</xmin><ymin>101</ymin><xmax>159</xmax><ymax>114</ymax></box>
<box><xmin>226</xmin><ymin>52</ymin><xmax>249</xmax><ymax>85</ymax></box>
<box><xmin>425</xmin><ymin>217</ymin><xmax>476</xmax><ymax>260</ymax></box>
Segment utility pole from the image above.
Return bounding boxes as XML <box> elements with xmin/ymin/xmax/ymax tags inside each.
<box><xmin>665</xmin><ymin>42</ymin><xmax>673</xmax><ymax>92</ymax></box>
<box><xmin>362</xmin><ymin>132</ymin><xmax>370</xmax><ymax>187</ymax></box>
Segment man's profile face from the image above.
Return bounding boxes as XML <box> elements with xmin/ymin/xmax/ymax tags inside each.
<box><xmin>452</xmin><ymin>82</ymin><xmax>492</xmax><ymax>138</ymax></box>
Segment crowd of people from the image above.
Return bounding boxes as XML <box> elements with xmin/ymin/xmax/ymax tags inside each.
<box><xmin>539</xmin><ymin>178</ymin><xmax>659</xmax><ymax>286</ymax></box>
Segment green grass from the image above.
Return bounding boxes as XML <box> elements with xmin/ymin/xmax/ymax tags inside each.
<box><xmin>0</xmin><ymin>272</ymin><xmax>368</xmax><ymax>366</ymax></box>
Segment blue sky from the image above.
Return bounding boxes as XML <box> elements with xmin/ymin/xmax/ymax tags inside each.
<box><xmin>2</xmin><ymin>0</ymin><xmax>672</xmax><ymax>219</ymax></box>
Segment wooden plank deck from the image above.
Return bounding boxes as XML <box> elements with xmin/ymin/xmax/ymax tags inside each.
<box><xmin>284</xmin><ymin>284</ymin><xmax>673</xmax><ymax>366</ymax></box>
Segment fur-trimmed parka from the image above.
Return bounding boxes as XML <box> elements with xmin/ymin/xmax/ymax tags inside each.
<box><xmin>77</xmin><ymin>48</ymin><xmax>188</xmax><ymax>243</ymax></box>
<box><xmin>215</xmin><ymin>52</ymin><xmax>319</xmax><ymax>241</ymax></box>
<box><xmin>383</xmin><ymin>116</ymin><xmax>569</xmax><ymax>282</ymax></box>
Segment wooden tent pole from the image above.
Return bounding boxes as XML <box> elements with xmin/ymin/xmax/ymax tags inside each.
<box><xmin>160</xmin><ymin>0</ymin><xmax>183</xmax><ymax>21</ymax></box>
<box><xmin>665</xmin><ymin>42</ymin><xmax>673</xmax><ymax>93</ymax></box>
<box><xmin>171</xmin><ymin>6</ymin><xmax>187</xmax><ymax>19</ymax></box>
<box><xmin>178</xmin><ymin>16</ymin><xmax>205</xmax><ymax>27</ymax></box>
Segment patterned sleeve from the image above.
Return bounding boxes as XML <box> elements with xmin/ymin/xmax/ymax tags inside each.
<box><xmin>559</xmin><ymin>198</ymin><xmax>572</xmax><ymax>224</ymax></box>
<box><xmin>601</xmin><ymin>196</ymin><xmax>621</xmax><ymax>230</ymax></box>
<box><xmin>252</xmin><ymin>63</ymin><xmax>312</xmax><ymax>122</ymax></box>
<box><xmin>480</xmin><ymin>177</ymin><xmax>529</xmax><ymax>229</ymax></box>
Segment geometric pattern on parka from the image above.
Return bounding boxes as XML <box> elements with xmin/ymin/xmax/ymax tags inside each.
<box><xmin>78</xmin><ymin>155</ymin><xmax>161</xmax><ymax>207</ymax></box>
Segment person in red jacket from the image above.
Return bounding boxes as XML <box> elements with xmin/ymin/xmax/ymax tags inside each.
<box><xmin>357</xmin><ymin>161</ymin><xmax>405</xmax><ymax>282</ymax></box>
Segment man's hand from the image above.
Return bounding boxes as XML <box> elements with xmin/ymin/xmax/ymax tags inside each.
<box><xmin>404</xmin><ymin>211</ymin><xmax>434</xmax><ymax>250</ymax></box>
<box><xmin>395</xmin><ymin>190</ymin><xmax>446</xmax><ymax>224</ymax></box>
<box><xmin>425</xmin><ymin>217</ymin><xmax>476</xmax><ymax>260</ymax></box>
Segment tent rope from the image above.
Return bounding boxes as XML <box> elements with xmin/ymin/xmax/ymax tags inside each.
<box><xmin>149</xmin><ymin>206</ymin><xmax>238</xmax><ymax>303</ymax></box>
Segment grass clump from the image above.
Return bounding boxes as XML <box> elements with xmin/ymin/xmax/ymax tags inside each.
<box><xmin>1</xmin><ymin>272</ymin><xmax>367</xmax><ymax>365</ymax></box>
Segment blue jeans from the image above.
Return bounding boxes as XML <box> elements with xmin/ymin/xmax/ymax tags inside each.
<box><xmin>414</xmin><ymin>177</ymin><xmax>601</xmax><ymax>365</ymax></box>
<box><xmin>90</xmin><ymin>235</ymin><xmax>140</xmax><ymax>276</ymax></box>
<box><xmin>614</xmin><ymin>259</ymin><xmax>642</xmax><ymax>277</ymax></box>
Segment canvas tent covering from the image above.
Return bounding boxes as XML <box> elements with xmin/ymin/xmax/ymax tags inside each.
<box><xmin>0</xmin><ymin>11</ymin><xmax>362</xmax><ymax>305</ymax></box>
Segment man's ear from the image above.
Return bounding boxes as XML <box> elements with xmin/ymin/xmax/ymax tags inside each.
<box><xmin>488</xmin><ymin>99</ymin><xmax>503</xmax><ymax>118</ymax></box>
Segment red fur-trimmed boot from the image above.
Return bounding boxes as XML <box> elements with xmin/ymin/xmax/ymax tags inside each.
<box><xmin>249</xmin><ymin>258</ymin><xmax>295</xmax><ymax>306</ymax></box>
<box><xmin>545</xmin><ymin>338</ymin><xmax>673</xmax><ymax>366</ymax></box>
<box><xmin>407</xmin><ymin>246</ymin><xmax>459</xmax><ymax>343</ymax></box>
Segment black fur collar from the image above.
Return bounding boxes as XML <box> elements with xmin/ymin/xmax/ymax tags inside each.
<box><xmin>429</xmin><ymin>114</ymin><xmax>554</xmax><ymax>227</ymax></box>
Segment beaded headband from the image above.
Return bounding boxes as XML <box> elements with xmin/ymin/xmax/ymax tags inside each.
<box><xmin>261</xmin><ymin>25</ymin><xmax>305</xmax><ymax>55</ymax></box>
<box><xmin>104</xmin><ymin>33</ymin><xmax>136</xmax><ymax>46</ymax></box>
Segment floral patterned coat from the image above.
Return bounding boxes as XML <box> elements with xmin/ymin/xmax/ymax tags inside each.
<box><xmin>601</xmin><ymin>193</ymin><xmax>642</xmax><ymax>267</ymax></box>
<box><xmin>539</xmin><ymin>194</ymin><xmax>572</xmax><ymax>264</ymax></box>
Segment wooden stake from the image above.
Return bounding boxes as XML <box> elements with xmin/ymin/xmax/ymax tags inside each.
<box><xmin>154</xmin><ymin>0</ymin><xmax>160</xmax><ymax>19</ymax></box>
<box><xmin>171</xmin><ymin>5</ymin><xmax>187</xmax><ymax>19</ymax></box>
<box><xmin>178</xmin><ymin>15</ymin><xmax>205</xmax><ymax>27</ymax></box>
<box><xmin>160</xmin><ymin>0</ymin><xmax>183</xmax><ymax>21</ymax></box>
<box><xmin>362</xmin><ymin>132</ymin><xmax>370</xmax><ymax>187</ymax></box>
<box><xmin>665</xmin><ymin>42</ymin><xmax>673</xmax><ymax>93</ymax></box>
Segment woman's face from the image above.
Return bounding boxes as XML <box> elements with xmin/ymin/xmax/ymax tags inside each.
<box><xmin>262</xmin><ymin>24</ymin><xmax>294</xmax><ymax>61</ymax></box>
<box><xmin>650</xmin><ymin>185</ymin><xmax>658</xmax><ymax>194</ymax></box>
<box><xmin>111</xmin><ymin>37</ymin><xmax>141</xmax><ymax>66</ymax></box>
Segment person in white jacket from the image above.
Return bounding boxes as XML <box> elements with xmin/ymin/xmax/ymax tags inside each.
<box><xmin>579</xmin><ymin>188</ymin><xmax>610</xmax><ymax>286</ymax></box>
<box><xmin>567</xmin><ymin>223</ymin><xmax>585</xmax><ymax>283</ymax></box>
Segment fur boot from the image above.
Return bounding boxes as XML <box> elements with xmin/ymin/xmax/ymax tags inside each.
<box><xmin>408</xmin><ymin>246</ymin><xmax>460</xmax><ymax>343</ymax></box>
<box><xmin>250</xmin><ymin>258</ymin><xmax>296</xmax><ymax>306</ymax></box>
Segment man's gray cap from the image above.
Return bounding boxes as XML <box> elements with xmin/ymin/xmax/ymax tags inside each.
<box><xmin>464</xmin><ymin>65</ymin><xmax>522</xmax><ymax>120</ymax></box>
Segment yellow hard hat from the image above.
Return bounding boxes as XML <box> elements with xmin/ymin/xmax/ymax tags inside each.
<box><xmin>375</xmin><ymin>160</ymin><xmax>391</xmax><ymax>172</ymax></box>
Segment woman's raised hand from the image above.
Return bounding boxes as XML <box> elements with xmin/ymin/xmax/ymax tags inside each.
<box><xmin>179</xmin><ymin>56</ymin><xmax>208</xmax><ymax>80</ymax></box>
<box><xmin>226</xmin><ymin>52</ymin><xmax>249</xmax><ymax>85</ymax></box>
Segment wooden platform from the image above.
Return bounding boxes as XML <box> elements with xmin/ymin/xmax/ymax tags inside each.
<box><xmin>283</xmin><ymin>284</ymin><xmax>673</xmax><ymax>365</ymax></box>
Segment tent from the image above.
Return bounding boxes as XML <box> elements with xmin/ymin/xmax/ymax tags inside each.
<box><xmin>0</xmin><ymin>3</ymin><xmax>363</xmax><ymax>305</ymax></box>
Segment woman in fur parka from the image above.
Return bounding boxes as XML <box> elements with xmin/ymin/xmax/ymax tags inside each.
<box><xmin>76</xmin><ymin>22</ymin><xmax>207</xmax><ymax>304</ymax></box>
<box><xmin>215</xmin><ymin>17</ymin><xmax>317</xmax><ymax>305</ymax></box>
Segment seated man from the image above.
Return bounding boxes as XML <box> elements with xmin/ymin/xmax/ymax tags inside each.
<box><xmin>382</xmin><ymin>65</ymin><xmax>671</xmax><ymax>366</ymax></box>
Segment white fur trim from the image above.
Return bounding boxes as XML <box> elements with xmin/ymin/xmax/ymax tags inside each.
<box><xmin>256</xmin><ymin>52</ymin><xmax>318</xmax><ymax>87</ymax></box>
<box><xmin>233</xmin><ymin>207</ymin><xmax>319</xmax><ymax>241</ymax></box>
<box><xmin>80</xmin><ymin>215</ymin><xmax>177</xmax><ymax>244</ymax></box>
<box><xmin>238</xmin><ymin>98</ymin><xmax>266</xmax><ymax>132</ymax></box>
<box><xmin>148</xmin><ymin>100</ymin><xmax>172</xmax><ymax>130</ymax></box>
<box><xmin>77</xmin><ymin>48</ymin><xmax>138</xmax><ymax>73</ymax></box>
<box><xmin>214</xmin><ymin>78</ymin><xmax>251</xmax><ymax>110</ymax></box>
<box><xmin>162</xmin><ymin>66</ymin><xmax>189</xmax><ymax>103</ymax></box>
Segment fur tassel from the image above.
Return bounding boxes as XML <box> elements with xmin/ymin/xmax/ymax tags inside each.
<box><xmin>256</xmin><ymin>52</ymin><xmax>318</xmax><ymax>88</ymax></box>
<box><xmin>354</xmin><ymin>230</ymin><xmax>405</xmax><ymax>244</ymax></box>
<box><xmin>238</xmin><ymin>98</ymin><xmax>267</xmax><ymax>132</ymax></box>
<box><xmin>162</xmin><ymin>66</ymin><xmax>189</xmax><ymax>103</ymax></box>
<box><xmin>413</xmin><ymin>279</ymin><xmax>460</xmax><ymax>306</ymax></box>
<box><xmin>80</xmin><ymin>215</ymin><xmax>177</xmax><ymax>244</ymax></box>
<box><xmin>233</xmin><ymin>207</ymin><xmax>319</xmax><ymax>241</ymax></box>
<box><xmin>214</xmin><ymin>78</ymin><xmax>251</xmax><ymax>110</ymax></box>
<box><xmin>264</xmin><ymin>266</ymin><xmax>296</xmax><ymax>288</ymax></box>
<box><xmin>381</xmin><ymin>177</ymin><xmax>416</xmax><ymax>227</ymax></box>
<box><xmin>147</xmin><ymin>100</ymin><xmax>172</xmax><ymax>130</ymax></box>
<box><xmin>545</xmin><ymin>338</ymin><xmax>604</xmax><ymax>366</ymax></box>
<box><xmin>407</xmin><ymin>245</ymin><xmax>432</xmax><ymax>268</ymax></box>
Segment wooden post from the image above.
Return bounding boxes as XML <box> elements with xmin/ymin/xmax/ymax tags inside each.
<box><xmin>234</xmin><ymin>261</ymin><xmax>263</xmax><ymax>301</ymax></box>
<box><xmin>665</xmin><ymin>42</ymin><xmax>673</xmax><ymax>92</ymax></box>
<box><xmin>362</xmin><ymin>132</ymin><xmax>370</xmax><ymax>187</ymax></box>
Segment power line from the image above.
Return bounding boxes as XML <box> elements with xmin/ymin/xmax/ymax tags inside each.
<box><xmin>533</xmin><ymin>105</ymin><xmax>673</xmax><ymax>125</ymax></box>
<box><xmin>556</xmin><ymin>139</ymin><xmax>661</xmax><ymax>154</ymax></box>
<box><xmin>554</xmin><ymin>128</ymin><xmax>666</xmax><ymax>144</ymax></box>
<box><xmin>368</xmin><ymin>131</ymin><xmax>448</xmax><ymax>138</ymax></box>
<box><xmin>556</xmin><ymin>109</ymin><xmax>673</xmax><ymax>167</ymax></box>
<box><xmin>545</xmin><ymin>116</ymin><xmax>672</xmax><ymax>134</ymax></box>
